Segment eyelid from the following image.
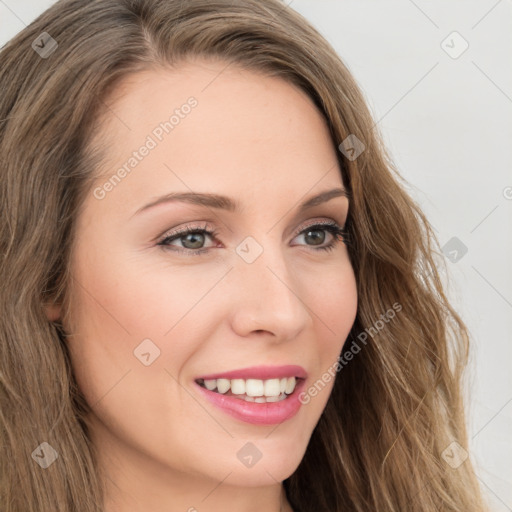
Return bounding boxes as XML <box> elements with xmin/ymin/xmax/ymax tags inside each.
<box><xmin>158</xmin><ymin>218</ymin><xmax>345</xmax><ymax>243</ymax></box>
<box><xmin>157</xmin><ymin>221</ymin><xmax>215</xmax><ymax>241</ymax></box>
<box><xmin>291</xmin><ymin>218</ymin><xmax>345</xmax><ymax>238</ymax></box>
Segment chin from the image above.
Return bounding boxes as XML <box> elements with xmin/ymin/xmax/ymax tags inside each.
<box><xmin>217</xmin><ymin>435</ymin><xmax>309</xmax><ymax>487</ymax></box>
<box><xmin>223</xmin><ymin>456</ymin><xmax>303</xmax><ymax>487</ymax></box>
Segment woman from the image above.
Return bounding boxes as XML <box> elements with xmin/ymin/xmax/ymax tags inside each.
<box><xmin>0</xmin><ymin>0</ymin><xmax>488</xmax><ymax>510</ymax></box>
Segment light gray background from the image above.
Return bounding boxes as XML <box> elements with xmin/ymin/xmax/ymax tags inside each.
<box><xmin>1</xmin><ymin>1</ymin><xmax>511</xmax><ymax>510</ymax></box>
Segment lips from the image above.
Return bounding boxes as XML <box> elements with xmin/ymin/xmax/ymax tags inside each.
<box><xmin>196</xmin><ymin>364</ymin><xmax>308</xmax><ymax>381</ymax></box>
<box><xmin>193</xmin><ymin>365</ymin><xmax>307</xmax><ymax>425</ymax></box>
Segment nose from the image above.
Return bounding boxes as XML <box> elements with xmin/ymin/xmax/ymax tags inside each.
<box><xmin>228</xmin><ymin>244</ymin><xmax>312</xmax><ymax>342</ymax></box>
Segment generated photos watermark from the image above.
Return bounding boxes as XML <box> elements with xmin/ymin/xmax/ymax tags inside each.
<box><xmin>93</xmin><ymin>96</ymin><xmax>198</xmax><ymax>200</ymax></box>
<box><xmin>298</xmin><ymin>302</ymin><xmax>402</xmax><ymax>404</ymax></box>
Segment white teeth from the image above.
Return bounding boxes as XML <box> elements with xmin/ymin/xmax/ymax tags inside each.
<box><xmin>204</xmin><ymin>379</ymin><xmax>217</xmax><ymax>391</ymax></box>
<box><xmin>264</xmin><ymin>378</ymin><xmax>281</xmax><ymax>397</ymax></box>
<box><xmin>244</xmin><ymin>392</ymin><xmax>287</xmax><ymax>403</ymax></box>
<box><xmin>198</xmin><ymin>376</ymin><xmax>299</xmax><ymax>398</ymax></box>
<box><xmin>231</xmin><ymin>379</ymin><xmax>246</xmax><ymax>395</ymax></box>
<box><xmin>285</xmin><ymin>377</ymin><xmax>296</xmax><ymax>394</ymax></box>
<box><xmin>245</xmin><ymin>379</ymin><xmax>264</xmax><ymax>397</ymax></box>
<box><xmin>216</xmin><ymin>378</ymin><xmax>230</xmax><ymax>394</ymax></box>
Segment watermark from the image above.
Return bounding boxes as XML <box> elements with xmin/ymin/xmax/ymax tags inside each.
<box><xmin>32</xmin><ymin>32</ymin><xmax>58</xmax><ymax>58</ymax></box>
<box><xmin>441</xmin><ymin>440</ymin><xmax>468</xmax><ymax>469</ymax></box>
<box><xmin>236</xmin><ymin>442</ymin><xmax>262</xmax><ymax>468</ymax></box>
<box><xmin>442</xmin><ymin>236</ymin><xmax>468</xmax><ymax>263</ymax></box>
<box><xmin>133</xmin><ymin>338</ymin><xmax>161</xmax><ymax>366</ymax></box>
<box><xmin>31</xmin><ymin>442</ymin><xmax>59</xmax><ymax>468</ymax></box>
<box><xmin>440</xmin><ymin>31</ymin><xmax>469</xmax><ymax>60</ymax></box>
<box><xmin>503</xmin><ymin>186</ymin><xmax>512</xmax><ymax>200</ymax></box>
<box><xmin>93</xmin><ymin>97</ymin><xmax>198</xmax><ymax>200</ymax></box>
<box><xmin>235</xmin><ymin>236</ymin><xmax>264</xmax><ymax>263</ymax></box>
<box><xmin>298</xmin><ymin>302</ymin><xmax>402</xmax><ymax>405</ymax></box>
<box><xmin>338</xmin><ymin>134</ymin><xmax>365</xmax><ymax>161</ymax></box>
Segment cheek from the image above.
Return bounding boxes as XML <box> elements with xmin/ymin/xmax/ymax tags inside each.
<box><xmin>64</xmin><ymin>259</ymin><xmax>223</xmax><ymax>474</ymax></box>
<box><xmin>324</xmin><ymin>266</ymin><xmax>357</xmax><ymax>330</ymax></box>
<box><xmin>67</xmin><ymin>245</ymin><xmax>228</xmax><ymax>355</ymax></box>
<box><xmin>64</xmin><ymin>249</ymin><xmax>232</xmax><ymax>426</ymax></box>
<box><xmin>307</xmin><ymin>258</ymin><xmax>358</xmax><ymax>349</ymax></box>
<box><xmin>299</xmin><ymin>261</ymin><xmax>357</xmax><ymax>408</ymax></box>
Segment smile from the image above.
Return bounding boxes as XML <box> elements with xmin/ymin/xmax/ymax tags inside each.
<box><xmin>196</xmin><ymin>376</ymin><xmax>299</xmax><ymax>403</ymax></box>
<box><xmin>194</xmin><ymin>365</ymin><xmax>307</xmax><ymax>425</ymax></box>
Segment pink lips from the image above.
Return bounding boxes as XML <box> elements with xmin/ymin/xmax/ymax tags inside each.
<box><xmin>196</xmin><ymin>364</ymin><xmax>307</xmax><ymax>381</ymax></box>
<box><xmin>194</xmin><ymin>365</ymin><xmax>308</xmax><ymax>425</ymax></box>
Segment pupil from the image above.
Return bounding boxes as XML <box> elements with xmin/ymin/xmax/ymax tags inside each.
<box><xmin>183</xmin><ymin>232</ymin><xmax>204</xmax><ymax>249</ymax></box>
<box><xmin>305</xmin><ymin>229</ymin><xmax>325</xmax><ymax>245</ymax></box>
<box><xmin>179</xmin><ymin>229</ymin><xmax>327</xmax><ymax>249</ymax></box>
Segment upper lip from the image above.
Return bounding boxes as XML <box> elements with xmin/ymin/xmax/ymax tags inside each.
<box><xmin>196</xmin><ymin>365</ymin><xmax>307</xmax><ymax>381</ymax></box>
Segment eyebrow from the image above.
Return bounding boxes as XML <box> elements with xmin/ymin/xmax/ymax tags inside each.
<box><xmin>133</xmin><ymin>187</ymin><xmax>349</xmax><ymax>217</ymax></box>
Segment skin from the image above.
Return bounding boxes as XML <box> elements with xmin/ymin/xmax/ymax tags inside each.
<box><xmin>46</xmin><ymin>58</ymin><xmax>358</xmax><ymax>512</ymax></box>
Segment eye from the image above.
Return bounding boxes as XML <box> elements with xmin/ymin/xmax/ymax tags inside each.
<box><xmin>157</xmin><ymin>222</ymin><xmax>219</xmax><ymax>255</ymax></box>
<box><xmin>157</xmin><ymin>220</ymin><xmax>348</xmax><ymax>255</ymax></box>
<box><xmin>167</xmin><ymin>230</ymin><xmax>210</xmax><ymax>250</ymax></box>
<box><xmin>291</xmin><ymin>221</ymin><xmax>348</xmax><ymax>253</ymax></box>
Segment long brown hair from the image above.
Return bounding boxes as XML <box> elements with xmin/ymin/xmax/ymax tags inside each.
<box><xmin>0</xmin><ymin>0</ymin><xmax>488</xmax><ymax>510</ymax></box>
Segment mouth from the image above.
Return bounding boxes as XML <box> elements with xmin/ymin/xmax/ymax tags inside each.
<box><xmin>195</xmin><ymin>376</ymin><xmax>303</xmax><ymax>403</ymax></box>
<box><xmin>193</xmin><ymin>365</ymin><xmax>308</xmax><ymax>425</ymax></box>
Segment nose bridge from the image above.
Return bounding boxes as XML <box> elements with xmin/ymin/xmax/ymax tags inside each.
<box><xmin>229</xmin><ymin>235</ymin><xmax>311</xmax><ymax>338</ymax></box>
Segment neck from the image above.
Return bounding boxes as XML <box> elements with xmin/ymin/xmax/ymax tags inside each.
<box><xmin>103</xmin><ymin>470</ymin><xmax>292</xmax><ymax>512</ymax></box>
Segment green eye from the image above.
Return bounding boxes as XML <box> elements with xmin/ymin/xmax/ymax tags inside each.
<box><xmin>157</xmin><ymin>222</ymin><xmax>347</xmax><ymax>255</ymax></box>
<box><xmin>292</xmin><ymin>223</ymin><xmax>347</xmax><ymax>253</ymax></box>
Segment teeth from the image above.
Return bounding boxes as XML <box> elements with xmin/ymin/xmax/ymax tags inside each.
<box><xmin>204</xmin><ymin>379</ymin><xmax>216</xmax><ymax>391</ymax></box>
<box><xmin>264</xmin><ymin>378</ymin><xmax>281</xmax><ymax>397</ymax></box>
<box><xmin>198</xmin><ymin>376</ymin><xmax>298</xmax><ymax>398</ymax></box>
<box><xmin>242</xmin><ymin>392</ymin><xmax>288</xmax><ymax>403</ymax></box>
<box><xmin>285</xmin><ymin>377</ymin><xmax>296</xmax><ymax>394</ymax></box>
<box><xmin>245</xmin><ymin>379</ymin><xmax>264</xmax><ymax>397</ymax></box>
<box><xmin>231</xmin><ymin>379</ymin><xmax>245</xmax><ymax>395</ymax></box>
<box><xmin>216</xmin><ymin>378</ymin><xmax>230</xmax><ymax>394</ymax></box>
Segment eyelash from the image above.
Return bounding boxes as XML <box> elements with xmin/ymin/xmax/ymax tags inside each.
<box><xmin>157</xmin><ymin>220</ymin><xmax>348</xmax><ymax>256</ymax></box>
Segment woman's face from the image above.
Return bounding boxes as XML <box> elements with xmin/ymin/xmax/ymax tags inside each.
<box><xmin>54</xmin><ymin>59</ymin><xmax>357</xmax><ymax>498</ymax></box>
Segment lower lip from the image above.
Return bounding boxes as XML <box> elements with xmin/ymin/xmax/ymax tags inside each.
<box><xmin>195</xmin><ymin>379</ymin><xmax>306</xmax><ymax>425</ymax></box>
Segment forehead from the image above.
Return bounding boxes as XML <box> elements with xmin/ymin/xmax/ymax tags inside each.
<box><xmin>87</xmin><ymin>60</ymin><xmax>344</xmax><ymax>217</ymax></box>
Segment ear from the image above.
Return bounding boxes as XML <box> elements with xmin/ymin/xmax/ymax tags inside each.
<box><xmin>44</xmin><ymin>303</ymin><xmax>62</xmax><ymax>322</ymax></box>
